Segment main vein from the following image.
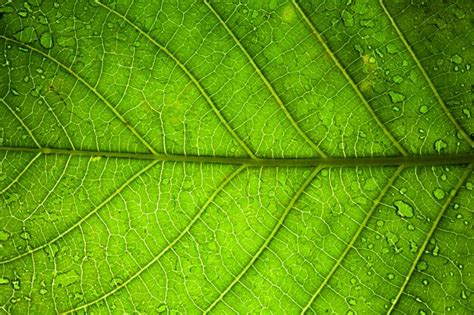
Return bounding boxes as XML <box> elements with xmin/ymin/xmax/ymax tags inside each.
<box><xmin>204</xmin><ymin>1</ymin><xmax>328</xmax><ymax>159</ymax></box>
<box><xmin>379</xmin><ymin>0</ymin><xmax>474</xmax><ymax>149</ymax></box>
<box><xmin>291</xmin><ymin>0</ymin><xmax>408</xmax><ymax>157</ymax></box>
<box><xmin>1</xmin><ymin>146</ymin><xmax>472</xmax><ymax>167</ymax></box>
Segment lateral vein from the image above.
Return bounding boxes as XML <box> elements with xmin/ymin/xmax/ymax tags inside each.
<box><xmin>379</xmin><ymin>0</ymin><xmax>474</xmax><ymax>149</ymax></box>
<box><xmin>205</xmin><ymin>1</ymin><xmax>328</xmax><ymax>159</ymax></box>
<box><xmin>291</xmin><ymin>0</ymin><xmax>408</xmax><ymax>157</ymax></box>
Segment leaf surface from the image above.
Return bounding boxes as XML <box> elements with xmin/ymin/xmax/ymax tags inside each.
<box><xmin>0</xmin><ymin>0</ymin><xmax>473</xmax><ymax>314</ymax></box>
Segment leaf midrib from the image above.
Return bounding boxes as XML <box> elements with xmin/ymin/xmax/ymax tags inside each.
<box><xmin>1</xmin><ymin>146</ymin><xmax>472</xmax><ymax>167</ymax></box>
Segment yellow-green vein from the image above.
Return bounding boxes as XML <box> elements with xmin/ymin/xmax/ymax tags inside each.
<box><xmin>95</xmin><ymin>1</ymin><xmax>258</xmax><ymax>160</ymax></box>
<box><xmin>387</xmin><ymin>163</ymin><xmax>473</xmax><ymax>313</ymax></box>
<box><xmin>0</xmin><ymin>35</ymin><xmax>159</xmax><ymax>155</ymax></box>
<box><xmin>0</xmin><ymin>160</ymin><xmax>159</xmax><ymax>265</ymax></box>
<box><xmin>204</xmin><ymin>165</ymin><xmax>323</xmax><ymax>313</ymax></box>
<box><xmin>301</xmin><ymin>165</ymin><xmax>405</xmax><ymax>313</ymax></box>
<box><xmin>62</xmin><ymin>165</ymin><xmax>246</xmax><ymax>314</ymax></box>
<box><xmin>291</xmin><ymin>0</ymin><xmax>408</xmax><ymax>157</ymax></box>
<box><xmin>204</xmin><ymin>1</ymin><xmax>328</xmax><ymax>159</ymax></box>
<box><xmin>379</xmin><ymin>0</ymin><xmax>474</xmax><ymax>149</ymax></box>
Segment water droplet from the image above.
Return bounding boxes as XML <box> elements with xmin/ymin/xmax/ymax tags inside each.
<box><xmin>342</xmin><ymin>11</ymin><xmax>354</xmax><ymax>27</ymax></box>
<box><xmin>387</xmin><ymin>273</ymin><xmax>395</xmax><ymax>280</ymax></box>
<box><xmin>433</xmin><ymin>188</ymin><xmax>445</xmax><ymax>200</ymax></box>
<box><xmin>12</xmin><ymin>279</ymin><xmax>21</xmax><ymax>290</ymax></box>
<box><xmin>462</xmin><ymin>108</ymin><xmax>471</xmax><ymax>118</ymax></box>
<box><xmin>354</xmin><ymin>44</ymin><xmax>364</xmax><ymax>54</ymax></box>
<box><xmin>20</xmin><ymin>231</ymin><xmax>31</xmax><ymax>240</ymax></box>
<box><xmin>0</xmin><ymin>230</ymin><xmax>10</xmax><ymax>241</ymax></box>
<box><xmin>388</xmin><ymin>91</ymin><xmax>405</xmax><ymax>103</ymax></box>
<box><xmin>55</xmin><ymin>270</ymin><xmax>80</xmax><ymax>287</ymax></box>
<box><xmin>451</xmin><ymin>55</ymin><xmax>463</xmax><ymax>64</ymax></box>
<box><xmin>392</xmin><ymin>75</ymin><xmax>403</xmax><ymax>84</ymax></box>
<box><xmin>410</xmin><ymin>240</ymin><xmax>418</xmax><ymax>253</ymax></box>
<box><xmin>419</xmin><ymin>105</ymin><xmax>429</xmax><ymax>114</ymax></box>
<box><xmin>348</xmin><ymin>298</ymin><xmax>357</xmax><ymax>306</ymax></box>
<box><xmin>157</xmin><ymin>304</ymin><xmax>167</xmax><ymax>313</ymax></box>
<box><xmin>376</xmin><ymin>220</ymin><xmax>384</xmax><ymax>227</ymax></box>
<box><xmin>23</xmin><ymin>2</ymin><xmax>33</xmax><ymax>12</ymax></box>
<box><xmin>394</xmin><ymin>200</ymin><xmax>414</xmax><ymax>218</ymax></box>
<box><xmin>386</xmin><ymin>43</ymin><xmax>397</xmax><ymax>54</ymax></box>
<box><xmin>38</xmin><ymin>15</ymin><xmax>48</xmax><ymax>24</ymax></box>
<box><xmin>39</xmin><ymin>33</ymin><xmax>53</xmax><ymax>49</ymax></box>
<box><xmin>434</xmin><ymin>139</ymin><xmax>447</xmax><ymax>153</ymax></box>
<box><xmin>466</xmin><ymin>182</ymin><xmax>473</xmax><ymax>190</ymax></box>
<box><xmin>422</xmin><ymin>279</ymin><xmax>429</xmax><ymax>286</ymax></box>
<box><xmin>18</xmin><ymin>10</ymin><xmax>28</xmax><ymax>17</ymax></box>
<box><xmin>417</xmin><ymin>261</ymin><xmax>428</xmax><ymax>271</ymax></box>
<box><xmin>0</xmin><ymin>277</ymin><xmax>9</xmax><ymax>285</ymax></box>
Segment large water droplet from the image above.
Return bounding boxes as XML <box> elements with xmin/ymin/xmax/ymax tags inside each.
<box><xmin>434</xmin><ymin>139</ymin><xmax>447</xmax><ymax>153</ymax></box>
<box><xmin>451</xmin><ymin>54</ymin><xmax>463</xmax><ymax>64</ymax></box>
<box><xmin>0</xmin><ymin>230</ymin><xmax>9</xmax><ymax>241</ymax></box>
<box><xmin>433</xmin><ymin>188</ymin><xmax>445</xmax><ymax>200</ymax></box>
<box><xmin>394</xmin><ymin>200</ymin><xmax>414</xmax><ymax>218</ymax></box>
<box><xmin>388</xmin><ymin>91</ymin><xmax>405</xmax><ymax>103</ymax></box>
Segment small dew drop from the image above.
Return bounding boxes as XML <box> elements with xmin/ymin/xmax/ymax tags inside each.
<box><xmin>417</xmin><ymin>261</ymin><xmax>428</xmax><ymax>271</ymax></box>
<box><xmin>462</xmin><ymin>108</ymin><xmax>471</xmax><ymax>119</ymax></box>
<box><xmin>433</xmin><ymin>188</ymin><xmax>446</xmax><ymax>200</ymax></box>
<box><xmin>20</xmin><ymin>231</ymin><xmax>31</xmax><ymax>240</ymax></box>
<box><xmin>418</xmin><ymin>105</ymin><xmax>429</xmax><ymax>114</ymax></box>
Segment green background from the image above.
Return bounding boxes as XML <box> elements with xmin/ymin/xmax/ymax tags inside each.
<box><xmin>0</xmin><ymin>0</ymin><xmax>473</xmax><ymax>313</ymax></box>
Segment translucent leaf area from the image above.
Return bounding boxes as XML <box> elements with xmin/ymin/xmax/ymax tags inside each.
<box><xmin>0</xmin><ymin>0</ymin><xmax>473</xmax><ymax>314</ymax></box>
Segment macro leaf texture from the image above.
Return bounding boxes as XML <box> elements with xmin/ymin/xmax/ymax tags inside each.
<box><xmin>0</xmin><ymin>0</ymin><xmax>473</xmax><ymax>314</ymax></box>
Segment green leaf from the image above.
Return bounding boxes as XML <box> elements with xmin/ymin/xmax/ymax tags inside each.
<box><xmin>0</xmin><ymin>0</ymin><xmax>473</xmax><ymax>314</ymax></box>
